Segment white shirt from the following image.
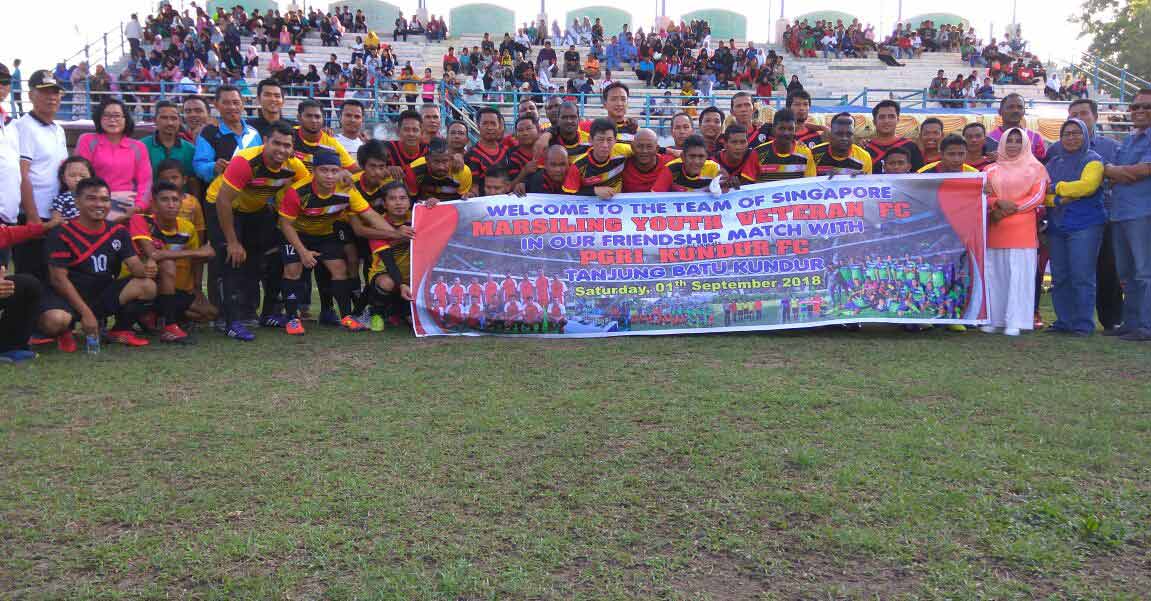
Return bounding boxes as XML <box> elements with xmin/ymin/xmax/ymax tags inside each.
<box><xmin>125</xmin><ymin>19</ymin><xmax>141</xmax><ymax>40</ymax></box>
<box><xmin>14</xmin><ymin>114</ymin><xmax>67</xmax><ymax>218</ymax></box>
<box><xmin>334</xmin><ymin>132</ymin><xmax>363</xmax><ymax>154</ymax></box>
<box><xmin>0</xmin><ymin>108</ymin><xmax>22</xmax><ymax>223</ymax></box>
<box><xmin>463</xmin><ymin>76</ymin><xmax>484</xmax><ymax>96</ymax></box>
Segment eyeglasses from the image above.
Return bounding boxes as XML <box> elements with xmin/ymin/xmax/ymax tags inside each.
<box><xmin>1130</xmin><ymin>103</ymin><xmax>1151</xmax><ymax>111</ymax></box>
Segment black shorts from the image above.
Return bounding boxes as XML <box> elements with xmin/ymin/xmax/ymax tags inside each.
<box><xmin>172</xmin><ymin>290</ymin><xmax>196</xmax><ymax>315</ymax></box>
<box><xmin>282</xmin><ymin>233</ymin><xmax>346</xmax><ymax>264</ymax></box>
<box><xmin>40</xmin><ymin>278</ymin><xmax>131</xmax><ymax>320</ymax></box>
<box><xmin>333</xmin><ymin>220</ymin><xmax>355</xmax><ymax>245</ymax></box>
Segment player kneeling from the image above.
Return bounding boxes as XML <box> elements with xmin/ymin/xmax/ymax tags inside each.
<box><xmin>129</xmin><ymin>181</ymin><xmax>218</xmax><ymax>342</ymax></box>
<box><xmin>362</xmin><ymin>182</ymin><xmax>415</xmax><ymax>331</ymax></box>
<box><xmin>38</xmin><ymin>178</ymin><xmax>157</xmax><ymax>350</ymax></box>
<box><xmin>546</xmin><ymin>297</ymin><xmax>567</xmax><ymax>332</ymax></box>
<box><xmin>278</xmin><ymin>152</ymin><xmax>394</xmax><ymax>334</ymax></box>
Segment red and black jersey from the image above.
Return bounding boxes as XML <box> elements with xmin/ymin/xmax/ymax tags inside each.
<box><xmin>525</xmin><ymin>171</ymin><xmax>566</xmax><ymax>194</ymax></box>
<box><xmin>750</xmin><ymin>123</ymin><xmax>773</xmax><ymax>147</ymax></box>
<box><xmin>504</xmin><ymin>145</ymin><xmax>536</xmax><ymax>180</ymax></box>
<box><xmin>713</xmin><ymin>149</ymin><xmax>755</xmax><ymax>179</ymax></box>
<box><xmin>968</xmin><ymin>156</ymin><xmax>994</xmax><ymax>171</ymax></box>
<box><xmin>621</xmin><ymin>154</ymin><xmax>670</xmax><ymax>193</ymax></box>
<box><xmin>45</xmin><ymin>221</ymin><xmax>136</xmax><ymax>290</ymax></box>
<box><xmin>464</xmin><ymin>142</ymin><xmax>510</xmax><ymax>189</ymax></box>
<box><xmin>383</xmin><ymin>140</ymin><xmax>428</xmax><ymax>168</ymax></box>
<box><xmin>795</xmin><ymin>125</ymin><xmax>824</xmax><ymax>148</ymax></box>
<box><xmin>864</xmin><ymin>137</ymin><xmax>925</xmax><ymax>174</ymax></box>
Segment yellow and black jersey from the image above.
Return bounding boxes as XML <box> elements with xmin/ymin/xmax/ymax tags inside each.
<box><xmin>549</xmin><ymin>127</ymin><xmax>592</xmax><ymax>162</ymax></box>
<box><xmin>368</xmin><ymin>214</ymin><xmax>413</xmax><ymax>286</ymax></box>
<box><xmin>561</xmin><ymin>143</ymin><xmax>634</xmax><ymax>195</ymax></box>
<box><xmin>917</xmin><ymin>162</ymin><xmax>980</xmax><ymax>174</ymax></box>
<box><xmin>128</xmin><ymin>215</ymin><xmax>201</xmax><ymax>292</ymax></box>
<box><xmin>209</xmin><ymin>145</ymin><xmax>310</xmax><ymax>213</ymax></box>
<box><xmin>747</xmin><ymin>141</ymin><xmax>817</xmax><ymax>182</ymax></box>
<box><xmin>651</xmin><ymin>159</ymin><xmax>722</xmax><ymax>192</ymax></box>
<box><xmin>353</xmin><ymin>171</ymin><xmax>409</xmax><ymax>212</ymax></box>
<box><xmin>277</xmin><ymin>178</ymin><xmax>371</xmax><ymax>237</ymax></box>
<box><xmin>293</xmin><ymin>129</ymin><xmax>357</xmax><ymax>173</ymax></box>
<box><xmin>810</xmin><ymin>142</ymin><xmax>874</xmax><ymax>176</ymax></box>
<box><xmin>578</xmin><ymin>118</ymin><xmax>639</xmax><ymax>143</ymax></box>
<box><xmin>409</xmin><ymin>157</ymin><xmax>473</xmax><ymax>201</ymax></box>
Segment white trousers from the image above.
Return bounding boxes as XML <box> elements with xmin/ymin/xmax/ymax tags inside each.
<box><xmin>986</xmin><ymin>248</ymin><xmax>1037</xmax><ymax>330</ymax></box>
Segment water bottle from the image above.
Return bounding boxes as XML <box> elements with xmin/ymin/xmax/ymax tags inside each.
<box><xmin>85</xmin><ymin>334</ymin><xmax>101</xmax><ymax>355</ymax></box>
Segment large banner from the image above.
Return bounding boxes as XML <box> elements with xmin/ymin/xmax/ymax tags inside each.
<box><xmin>410</xmin><ymin>173</ymin><xmax>987</xmax><ymax>337</ymax></box>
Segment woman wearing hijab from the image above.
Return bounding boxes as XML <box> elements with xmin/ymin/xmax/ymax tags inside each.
<box><xmin>267</xmin><ymin>52</ymin><xmax>283</xmax><ymax>76</ymax></box>
<box><xmin>983</xmin><ymin>128</ymin><xmax>1050</xmax><ymax>335</ymax></box>
<box><xmin>1043</xmin><ymin>118</ymin><xmax>1107</xmax><ymax>336</ymax></box>
<box><xmin>245</xmin><ymin>44</ymin><xmax>259</xmax><ymax>78</ymax></box>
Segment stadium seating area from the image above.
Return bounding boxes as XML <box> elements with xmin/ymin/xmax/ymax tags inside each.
<box><xmin>230</xmin><ymin>30</ymin><xmax>1063</xmax><ymax>129</ymax></box>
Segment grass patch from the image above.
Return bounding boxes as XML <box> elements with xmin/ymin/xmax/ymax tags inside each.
<box><xmin>2</xmin><ymin>315</ymin><xmax>1149</xmax><ymax>600</ymax></box>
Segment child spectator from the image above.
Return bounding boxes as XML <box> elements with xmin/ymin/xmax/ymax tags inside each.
<box><xmin>51</xmin><ymin>157</ymin><xmax>95</xmax><ymax>222</ymax></box>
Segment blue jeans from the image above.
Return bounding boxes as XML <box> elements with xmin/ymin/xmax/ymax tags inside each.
<box><xmin>1113</xmin><ymin>215</ymin><xmax>1151</xmax><ymax>330</ymax></box>
<box><xmin>1047</xmin><ymin>224</ymin><xmax>1103</xmax><ymax>333</ymax></box>
<box><xmin>822</xmin><ymin>47</ymin><xmax>840</xmax><ymax>59</ymax></box>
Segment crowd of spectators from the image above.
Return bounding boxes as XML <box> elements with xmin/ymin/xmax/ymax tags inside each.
<box><xmin>438</xmin><ymin>19</ymin><xmax>791</xmax><ymax>118</ymax></box>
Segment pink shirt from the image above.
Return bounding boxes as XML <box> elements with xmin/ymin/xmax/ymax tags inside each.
<box><xmin>985</xmin><ymin>163</ymin><xmax>1047</xmax><ymax>249</ymax></box>
<box><xmin>75</xmin><ymin>133</ymin><xmax>152</xmax><ymax>208</ymax></box>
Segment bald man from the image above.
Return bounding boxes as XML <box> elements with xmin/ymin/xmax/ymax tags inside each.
<box><xmin>525</xmin><ymin>145</ymin><xmax>572</xmax><ymax>194</ymax></box>
<box><xmin>622</xmin><ymin>129</ymin><xmax>671</xmax><ymax>192</ymax></box>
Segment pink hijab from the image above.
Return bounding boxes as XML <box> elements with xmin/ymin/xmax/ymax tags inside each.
<box><xmin>988</xmin><ymin>127</ymin><xmax>1048</xmax><ymax>202</ymax></box>
<box><xmin>269</xmin><ymin>52</ymin><xmax>282</xmax><ymax>71</ymax></box>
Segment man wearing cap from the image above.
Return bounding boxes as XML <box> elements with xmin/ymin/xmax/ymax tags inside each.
<box><xmin>13</xmin><ymin>70</ymin><xmax>67</xmax><ymax>281</ymax></box>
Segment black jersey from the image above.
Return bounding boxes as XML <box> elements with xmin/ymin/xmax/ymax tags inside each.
<box><xmin>46</xmin><ymin>221</ymin><xmax>137</xmax><ymax>290</ymax></box>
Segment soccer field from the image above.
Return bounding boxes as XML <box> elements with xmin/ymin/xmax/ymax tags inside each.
<box><xmin>3</xmin><ymin>320</ymin><xmax>1150</xmax><ymax>600</ymax></box>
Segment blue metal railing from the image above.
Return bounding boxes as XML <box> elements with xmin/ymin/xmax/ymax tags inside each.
<box><xmin>1064</xmin><ymin>53</ymin><xmax>1150</xmax><ymax>103</ymax></box>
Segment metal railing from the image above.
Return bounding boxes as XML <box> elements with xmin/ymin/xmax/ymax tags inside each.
<box><xmin>11</xmin><ymin>75</ymin><xmax>1137</xmax><ymax>144</ymax></box>
<box><xmin>1064</xmin><ymin>52</ymin><xmax>1150</xmax><ymax>103</ymax></box>
<box><xmin>63</xmin><ymin>23</ymin><xmax>128</xmax><ymax>70</ymax></box>
<box><xmin>12</xmin><ymin>77</ymin><xmax>452</xmax><ymax>129</ymax></box>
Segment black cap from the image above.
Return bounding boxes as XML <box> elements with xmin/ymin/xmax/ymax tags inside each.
<box><xmin>29</xmin><ymin>70</ymin><xmax>63</xmax><ymax>91</ymax></box>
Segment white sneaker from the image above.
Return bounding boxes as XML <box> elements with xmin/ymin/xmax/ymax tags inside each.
<box><xmin>1004</xmin><ymin>328</ymin><xmax>1021</xmax><ymax>336</ymax></box>
<box><xmin>980</xmin><ymin>326</ymin><xmax>1000</xmax><ymax>334</ymax></box>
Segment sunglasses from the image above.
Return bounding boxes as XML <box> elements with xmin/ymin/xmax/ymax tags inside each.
<box><xmin>1130</xmin><ymin>103</ymin><xmax>1151</xmax><ymax>111</ymax></box>
<box><xmin>0</xmin><ymin>77</ymin><xmax>11</xmax><ymax>86</ymax></box>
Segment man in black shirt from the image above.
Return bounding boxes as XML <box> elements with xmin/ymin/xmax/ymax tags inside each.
<box><xmin>563</xmin><ymin>45</ymin><xmax>581</xmax><ymax>77</ymax></box>
<box><xmin>248</xmin><ymin>79</ymin><xmax>296</xmax><ymax>139</ymax></box>
<box><xmin>393</xmin><ymin>13</ymin><xmax>408</xmax><ymax>42</ymax></box>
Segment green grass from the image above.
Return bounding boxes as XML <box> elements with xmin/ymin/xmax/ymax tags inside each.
<box><xmin>2</xmin><ymin>313</ymin><xmax>1150</xmax><ymax>600</ymax></box>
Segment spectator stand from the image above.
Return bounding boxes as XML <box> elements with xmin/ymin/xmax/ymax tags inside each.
<box><xmin>39</xmin><ymin>7</ymin><xmax>1139</xmax><ymax>146</ymax></box>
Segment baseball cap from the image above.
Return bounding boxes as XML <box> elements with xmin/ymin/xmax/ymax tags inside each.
<box><xmin>29</xmin><ymin>70</ymin><xmax>63</xmax><ymax>91</ymax></box>
<box><xmin>312</xmin><ymin>151</ymin><xmax>342</xmax><ymax>168</ymax></box>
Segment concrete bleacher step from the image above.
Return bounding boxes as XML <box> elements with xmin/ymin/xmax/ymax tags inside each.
<box><xmin>240</xmin><ymin>34</ymin><xmax>1063</xmax><ymax>116</ymax></box>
